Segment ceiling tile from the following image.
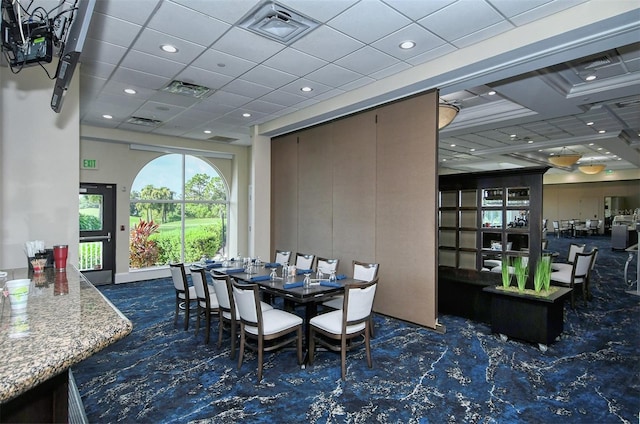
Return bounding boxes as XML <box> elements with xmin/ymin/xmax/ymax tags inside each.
<box><xmin>86</xmin><ymin>14</ymin><xmax>142</xmax><ymax>48</ymax></box>
<box><xmin>131</xmin><ymin>28</ymin><xmax>205</xmax><ymax>64</ymax></box>
<box><xmin>382</xmin><ymin>0</ymin><xmax>457</xmax><ymax>20</ymax></box>
<box><xmin>81</xmin><ymin>39</ymin><xmax>128</xmax><ymax>65</ymax></box>
<box><xmin>371</xmin><ymin>23</ymin><xmax>447</xmax><ymax>60</ymax></box>
<box><xmin>169</xmin><ymin>0</ymin><xmax>258</xmax><ymax>25</ymax></box>
<box><xmin>191</xmin><ymin>49</ymin><xmax>257</xmax><ymax>78</ymax></box>
<box><xmin>335</xmin><ymin>46</ymin><xmax>398</xmax><ymax>75</ymax></box>
<box><xmin>222</xmin><ymin>79</ymin><xmax>273</xmax><ymax>98</ymax></box>
<box><xmin>290</xmin><ymin>25</ymin><xmax>363</xmax><ymax>62</ymax></box>
<box><xmin>418</xmin><ymin>1</ymin><xmax>504</xmax><ymax>42</ymax></box>
<box><xmin>120</xmin><ymin>50</ymin><xmax>185</xmax><ymax>78</ymax></box>
<box><xmin>327</xmin><ymin>1</ymin><xmax>411</xmax><ymax>44</ymax></box>
<box><xmin>285</xmin><ymin>0</ymin><xmax>358</xmax><ymax>23</ymax></box>
<box><xmin>147</xmin><ymin>1</ymin><xmax>230</xmax><ymax>46</ymax></box>
<box><xmin>240</xmin><ymin>65</ymin><xmax>298</xmax><ymax>89</ymax></box>
<box><xmin>93</xmin><ymin>0</ymin><xmax>161</xmax><ymax>25</ymax></box>
<box><xmin>263</xmin><ymin>48</ymin><xmax>328</xmax><ymax>77</ymax></box>
<box><xmin>211</xmin><ymin>27</ymin><xmax>285</xmax><ymax>63</ymax></box>
<box><xmin>111</xmin><ymin>67</ymin><xmax>171</xmax><ymax>90</ymax></box>
<box><xmin>305</xmin><ymin>63</ymin><xmax>362</xmax><ymax>87</ymax></box>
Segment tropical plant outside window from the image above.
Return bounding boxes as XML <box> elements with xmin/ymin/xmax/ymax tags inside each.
<box><xmin>129</xmin><ymin>154</ymin><xmax>228</xmax><ymax>269</ymax></box>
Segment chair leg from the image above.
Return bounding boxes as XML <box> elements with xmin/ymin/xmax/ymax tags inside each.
<box><xmin>297</xmin><ymin>327</ymin><xmax>303</xmax><ymax>365</ymax></box>
<box><xmin>184</xmin><ymin>301</ymin><xmax>190</xmax><ymax>331</ymax></box>
<box><xmin>204</xmin><ymin>310</ymin><xmax>210</xmax><ymax>344</ymax></box>
<box><xmin>195</xmin><ymin>305</ymin><xmax>201</xmax><ymax>336</ymax></box>
<box><xmin>308</xmin><ymin>328</ymin><xmax>315</xmax><ymax>365</ymax></box>
<box><xmin>369</xmin><ymin>314</ymin><xmax>375</xmax><ymax>338</ymax></box>
<box><xmin>230</xmin><ymin>321</ymin><xmax>237</xmax><ymax>360</ymax></box>
<box><xmin>365</xmin><ymin>328</ymin><xmax>372</xmax><ymax>369</ymax></box>
<box><xmin>237</xmin><ymin>325</ymin><xmax>245</xmax><ymax>370</ymax></box>
<box><xmin>341</xmin><ymin>337</ymin><xmax>347</xmax><ymax>380</ymax></box>
<box><xmin>174</xmin><ymin>297</ymin><xmax>179</xmax><ymax>326</ymax></box>
<box><xmin>257</xmin><ymin>336</ymin><xmax>264</xmax><ymax>382</ymax></box>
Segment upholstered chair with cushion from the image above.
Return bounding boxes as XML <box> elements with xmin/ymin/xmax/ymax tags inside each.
<box><xmin>316</xmin><ymin>257</ymin><xmax>339</xmax><ymax>277</ymax></box>
<box><xmin>295</xmin><ymin>252</ymin><xmax>316</xmax><ymax>271</ymax></box>
<box><xmin>550</xmin><ymin>248</ymin><xmax>597</xmax><ymax>308</ymax></box>
<box><xmin>274</xmin><ymin>250</ymin><xmax>292</xmax><ymax>265</ymax></box>
<box><xmin>232</xmin><ymin>281</ymin><xmax>302</xmax><ymax>382</ymax></box>
<box><xmin>309</xmin><ymin>278</ymin><xmax>378</xmax><ymax>380</ymax></box>
<box><xmin>190</xmin><ymin>266</ymin><xmax>219</xmax><ymax>344</ymax></box>
<box><xmin>211</xmin><ymin>274</ymin><xmax>273</xmax><ymax>359</ymax></box>
<box><xmin>170</xmin><ymin>263</ymin><xmax>197</xmax><ymax>331</ymax></box>
<box><xmin>553</xmin><ymin>243</ymin><xmax>586</xmax><ymax>273</ymax></box>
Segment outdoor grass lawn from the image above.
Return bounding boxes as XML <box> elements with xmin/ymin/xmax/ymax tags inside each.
<box><xmin>128</xmin><ymin>217</ymin><xmax>220</xmax><ymax>233</ymax></box>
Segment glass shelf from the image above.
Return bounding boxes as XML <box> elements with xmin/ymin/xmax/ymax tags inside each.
<box><xmin>482</xmin><ymin>188</ymin><xmax>503</xmax><ymax>207</ymax></box>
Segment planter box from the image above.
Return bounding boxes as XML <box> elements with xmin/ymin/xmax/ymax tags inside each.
<box><xmin>483</xmin><ymin>286</ymin><xmax>572</xmax><ymax>347</ymax></box>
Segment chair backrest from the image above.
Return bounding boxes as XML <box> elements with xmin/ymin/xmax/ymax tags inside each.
<box><xmin>275</xmin><ymin>250</ymin><xmax>291</xmax><ymax>265</ymax></box>
<box><xmin>353</xmin><ymin>260</ymin><xmax>379</xmax><ymax>282</ymax></box>
<box><xmin>343</xmin><ymin>279</ymin><xmax>378</xmax><ymax>325</ymax></box>
<box><xmin>232</xmin><ymin>281</ymin><xmax>261</xmax><ymax>326</ymax></box>
<box><xmin>170</xmin><ymin>263</ymin><xmax>188</xmax><ymax>295</ymax></box>
<box><xmin>316</xmin><ymin>257</ymin><xmax>339</xmax><ymax>274</ymax></box>
<box><xmin>590</xmin><ymin>248</ymin><xmax>598</xmax><ymax>271</ymax></box>
<box><xmin>567</xmin><ymin>243</ymin><xmax>586</xmax><ymax>263</ymax></box>
<box><xmin>295</xmin><ymin>253</ymin><xmax>315</xmax><ymax>270</ymax></box>
<box><xmin>552</xmin><ymin>221</ymin><xmax>559</xmax><ymax>230</ymax></box>
<box><xmin>573</xmin><ymin>249</ymin><xmax>596</xmax><ymax>280</ymax></box>
<box><xmin>190</xmin><ymin>266</ymin><xmax>208</xmax><ymax>303</ymax></box>
<box><xmin>211</xmin><ymin>275</ymin><xmax>231</xmax><ymax>310</ymax></box>
<box><xmin>541</xmin><ymin>239</ymin><xmax>548</xmax><ymax>250</ymax></box>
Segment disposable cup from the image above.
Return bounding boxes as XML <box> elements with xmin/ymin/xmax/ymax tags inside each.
<box><xmin>6</xmin><ymin>279</ymin><xmax>31</xmax><ymax>311</ymax></box>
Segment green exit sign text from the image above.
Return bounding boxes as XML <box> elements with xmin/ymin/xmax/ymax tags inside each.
<box><xmin>82</xmin><ymin>159</ymin><xmax>99</xmax><ymax>170</ymax></box>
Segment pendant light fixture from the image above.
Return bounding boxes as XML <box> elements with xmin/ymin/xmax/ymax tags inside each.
<box><xmin>578</xmin><ymin>162</ymin><xmax>606</xmax><ymax>174</ymax></box>
<box><xmin>548</xmin><ymin>147</ymin><xmax>581</xmax><ymax>167</ymax></box>
<box><xmin>438</xmin><ymin>101</ymin><xmax>460</xmax><ymax>129</ymax></box>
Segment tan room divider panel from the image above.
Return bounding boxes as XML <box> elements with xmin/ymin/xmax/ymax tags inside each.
<box><xmin>374</xmin><ymin>92</ymin><xmax>439</xmax><ymax>328</ymax></box>
<box><xmin>271</xmin><ymin>90</ymin><xmax>439</xmax><ymax>329</ymax></box>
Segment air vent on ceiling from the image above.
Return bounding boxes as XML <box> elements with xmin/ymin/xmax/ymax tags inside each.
<box><xmin>238</xmin><ymin>0</ymin><xmax>320</xmax><ymax>45</ymax></box>
<box><xmin>615</xmin><ymin>98</ymin><xmax>640</xmax><ymax>108</ymax></box>
<box><xmin>580</xmin><ymin>55</ymin><xmax>613</xmax><ymax>70</ymax></box>
<box><xmin>126</xmin><ymin>116</ymin><xmax>162</xmax><ymax>127</ymax></box>
<box><xmin>161</xmin><ymin>80</ymin><xmax>212</xmax><ymax>98</ymax></box>
<box><xmin>208</xmin><ymin>135</ymin><xmax>238</xmax><ymax>143</ymax></box>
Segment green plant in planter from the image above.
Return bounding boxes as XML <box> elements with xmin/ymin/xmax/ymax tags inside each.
<box><xmin>514</xmin><ymin>257</ymin><xmax>528</xmax><ymax>291</ymax></box>
<box><xmin>501</xmin><ymin>258</ymin><xmax>512</xmax><ymax>289</ymax></box>
<box><xmin>534</xmin><ymin>256</ymin><xmax>552</xmax><ymax>292</ymax></box>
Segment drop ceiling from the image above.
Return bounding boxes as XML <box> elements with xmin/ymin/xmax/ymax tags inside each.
<box><xmin>9</xmin><ymin>0</ymin><xmax>640</xmax><ymax>175</ymax></box>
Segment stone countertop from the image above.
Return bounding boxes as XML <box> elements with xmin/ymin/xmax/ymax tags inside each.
<box><xmin>0</xmin><ymin>266</ymin><xmax>132</xmax><ymax>403</ymax></box>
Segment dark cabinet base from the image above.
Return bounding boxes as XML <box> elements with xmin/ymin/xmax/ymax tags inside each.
<box><xmin>483</xmin><ymin>286</ymin><xmax>572</xmax><ymax>347</ymax></box>
<box><xmin>0</xmin><ymin>370</ymin><xmax>68</xmax><ymax>423</ymax></box>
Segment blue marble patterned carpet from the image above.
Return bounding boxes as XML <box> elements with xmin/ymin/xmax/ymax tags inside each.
<box><xmin>72</xmin><ymin>235</ymin><xmax>639</xmax><ymax>423</ymax></box>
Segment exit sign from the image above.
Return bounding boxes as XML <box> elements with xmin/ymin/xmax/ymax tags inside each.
<box><xmin>81</xmin><ymin>159</ymin><xmax>99</xmax><ymax>170</ymax></box>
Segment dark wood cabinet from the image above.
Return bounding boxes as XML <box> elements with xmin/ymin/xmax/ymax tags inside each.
<box><xmin>438</xmin><ymin>167</ymin><xmax>549</xmax><ymax>321</ymax></box>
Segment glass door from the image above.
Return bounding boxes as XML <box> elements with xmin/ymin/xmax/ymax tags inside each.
<box><xmin>79</xmin><ymin>183</ymin><xmax>116</xmax><ymax>285</ymax></box>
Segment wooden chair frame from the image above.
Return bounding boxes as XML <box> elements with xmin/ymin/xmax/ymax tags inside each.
<box><xmin>170</xmin><ymin>263</ymin><xmax>197</xmax><ymax>331</ymax></box>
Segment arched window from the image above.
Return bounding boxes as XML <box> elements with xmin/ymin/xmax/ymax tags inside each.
<box><xmin>129</xmin><ymin>154</ymin><xmax>229</xmax><ymax>269</ymax></box>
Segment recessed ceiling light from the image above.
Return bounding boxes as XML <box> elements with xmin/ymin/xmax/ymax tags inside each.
<box><xmin>450</xmin><ymin>144</ymin><xmax>456</xmax><ymax>147</ymax></box>
<box><xmin>243</xmin><ymin>113</ymin><xmax>251</xmax><ymax>117</ymax></box>
<box><xmin>588</xmin><ymin>143</ymin><xmax>594</xmax><ymax>146</ymax></box>
<box><xmin>586</xmin><ymin>121</ymin><xmax>594</xmax><ymax>126</ymax></box>
<box><xmin>510</xmin><ymin>134</ymin><xmax>517</xmax><ymax>138</ymax></box>
<box><xmin>442</xmin><ymin>158</ymin><xmax>447</xmax><ymax>162</ymax></box>
<box><xmin>585</xmin><ymin>74</ymin><xmax>597</xmax><ymax>81</ymax></box>
<box><xmin>598</xmin><ymin>130</ymin><xmax>606</xmax><ymax>134</ymax></box>
<box><xmin>470</xmin><ymin>148</ymin><xmax>476</xmax><ymax>152</ymax></box>
<box><xmin>102</xmin><ymin>114</ymin><xmax>113</xmax><ymax>119</ymax></box>
<box><xmin>124</xmin><ymin>88</ymin><xmax>136</xmax><ymax>95</ymax></box>
<box><xmin>527</xmin><ymin>140</ymin><xmax>534</xmax><ymax>144</ymax></box>
<box><xmin>487</xmin><ymin>91</ymin><xmax>496</xmax><ymax>95</ymax></box>
<box><xmin>160</xmin><ymin>44</ymin><xmax>178</xmax><ymax>53</ymax></box>
<box><xmin>204</xmin><ymin>130</ymin><xmax>212</xmax><ymax>134</ymax></box>
<box><xmin>301</xmin><ymin>86</ymin><xmax>313</xmax><ymax>92</ymax></box>
<box><xmin>399</xmin><ymin>40</ymin><xmax>415</xmax><ymax>49</ymax></box>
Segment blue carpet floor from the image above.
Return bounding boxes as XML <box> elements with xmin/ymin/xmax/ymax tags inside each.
<box><xmin>72</xmin><ymin>235</ymin><xmax>639</xmax><ymax>423</ymax></box>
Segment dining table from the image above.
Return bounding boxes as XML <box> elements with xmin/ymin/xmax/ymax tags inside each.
<box><xmin>210</xmin><ymin>262</ymin><xmax>363</xmax><ymax>363</ymax></box>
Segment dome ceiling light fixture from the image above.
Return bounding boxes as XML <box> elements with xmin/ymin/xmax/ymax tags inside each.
<box><xmin>548</xmin><ymin>146</ymin><xmax>582</xmax><ymax>167</ymax></box>
<box><xmin>438</xmin><ymin>100</ymin><xmax>460</xmax><ymax>130</ymax></box>
<box><xmin>578</xmin><ymin>161</ymin><xmax>606</xmax><ymax>174</ymax></box>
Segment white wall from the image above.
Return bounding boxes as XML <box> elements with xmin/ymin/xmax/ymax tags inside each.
<box><xmin>1</xmin><ymin>65</ymin><xmax>79</xmax><ymax>269</ymax></box>
<box><xmin>79</xmin><ymin>126</ymin><xmax>251</xmax><ymax>282</ymax></box>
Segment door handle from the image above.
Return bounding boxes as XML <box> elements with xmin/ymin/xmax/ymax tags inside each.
<box><xmin>80</xmin><ymin>232</ymin><xmax>111</xmax><ymax>242</ymax></box>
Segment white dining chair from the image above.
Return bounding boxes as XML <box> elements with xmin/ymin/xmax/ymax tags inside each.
<box><xmin>170</xmin><ymin>263</ymin><xmax>197</xmax><ymax>331</ymax></box>
<box><xmin>274</xmin><ymin>250</ymin><xmax>292</xmax><ymax>265</ymax></box>
<box><xmin>211</xmin><ymin>274</ymin><xmax>273</xmax><ymax>359</ymax></box>
<box><xmin>309</xmin><ymin>278</ymin><xmax>378</xmax><ymax>380</ymax></box>
<box><xmin>550</xmin><ymin>248</ymin><xmax>597</xmax><ymax>308</ymax></box>
<box><xmin>295</xmin><ymin>252</ymin><xmax>315</xmax><ymax>270</ymax></box>
<box><xmin>232</xmin><ymin>281</ymin><xmax>302</xmax><ymax>382</ymax></box>
<box><xmin>316</xmin><ymin>257</ymin><xmax>339</xmax><ymax>276</ymax></box>
<box><xmin>190</xmin><ymin>266</ymin><xmax>219</xmax><ymax>344</ymax></box>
